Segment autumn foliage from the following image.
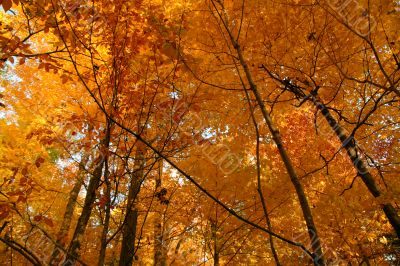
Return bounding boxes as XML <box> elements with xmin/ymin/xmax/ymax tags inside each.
<box><xmin>0</xmin><ymin>0</ymin><xmax>399</xmax><ymax>265</ymax></box>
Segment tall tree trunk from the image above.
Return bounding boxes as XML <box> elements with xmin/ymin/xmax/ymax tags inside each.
<box><xmin>244</xmin><ymin>80</ymin><xmax>281</xmax><ymax>265</ymax></box>
<box><xmin>313</xmin><ymin>95</ymin><xmax>400</xmax><ymax>238</ymax></box>
<box><xmin>153</xmin><ymin>215</ymin><xmax>165</xmax><ymax>266</ymax></box>
<box><xmin>256</xmin><ymin>131</ymin><xmax>281</xmax><ymax>265</ymax></box>
<box><xmin>57</xmin><ymin>158</ymin><xmax>88</xmax><ymax>243</ymax></box>
<box><xmin>66</xmin><ymin>126</ymin><xmax>111</xmax><ymax>263</ymax></box>
<box><xmin>238</xmin><ymin>56</ymin><xmax>324</xmax><ymax>265</ymax></box>
<box><xmin>260</xmin><ymin>65</ymin><xmax>400</xmax><ymax>239</ymax></box>
<box><xmin>211</xmin><ymin>221</ymin><xmax>219</xmax><ymax>266</ymax></box>
<box><xmin>49</xmin><ymin>155</ymin><xmax>89</xmax><ymax>265</ymax></box>
<box><xmin>212</xmin><ymin>3</ymin><xmax>325</xmax><ymax>264</ymax></box>
<box><xmin>241</xmin><ymin>43</ymin><xmax>324</xmax><ymax>266</ymax></box>
<box><xmin>98</xmin><ymin>158</ymin><xmax>112</xmax><ymax>266</ymax></box>
<box><xmin>154</xmin><ymin>160</ymin><xmax>166</xmax><ymax>266</ymax></box>
<box><xmin>119</xmin><ymin>148</ymin><xmax>145</xmax><ymax>266</ymax></box>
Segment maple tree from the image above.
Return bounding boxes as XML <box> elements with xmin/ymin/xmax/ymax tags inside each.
<box><xmin>0</xmin><ymin>0</ymin><xmax>399</xmax><ymax>265</ymax></box>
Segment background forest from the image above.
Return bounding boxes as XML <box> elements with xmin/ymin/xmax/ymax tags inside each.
<box><xmin>0</xmin><ymin>0</ymin><xmax>399</xmax><ymax>265</ymax></box>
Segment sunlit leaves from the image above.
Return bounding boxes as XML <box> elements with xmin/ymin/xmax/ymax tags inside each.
<box><xmin>0</xmin><ymin>0</ymin><xmax>399</xmax><ymax>264</ymax></box>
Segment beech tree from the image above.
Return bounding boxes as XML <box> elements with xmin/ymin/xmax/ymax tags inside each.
<box><xmin>1</xmin><ymin>0</ymin><xmax>399</xmax><ymax>265</ymax></box>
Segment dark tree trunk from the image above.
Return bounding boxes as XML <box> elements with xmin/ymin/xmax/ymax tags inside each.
<box><xmin>260</xmin><ymin>64</ymin><xmax>400</xmax><ymax>240</ymax></box>
<box><xmin>66</xmin><ymin>126</ymin><xmax>111</xmax><ymax>263</ymax></box>
<box><xmin>119</xmin><ymin>148</ymin><xmax>145</xmax><ymax>266</ymax></box>
<box><xmin>153</xmin><ymin>160</ymin><xmax>166</xmax><ymax>266</ymax></box>
<box><xmin>98</xmin><ymin>159</ymin><xmax>112</xmax><ymax>266</ymax></box>
<box><xmin>211</xmin><ymin>221</ymin><xmax>219</xmax><ymax>266</ymax></box>
<box><xmin>316</xmin><ymin>98</ymin><xmax>400</xmax><ymax>239</ymax></box>
<box><xmin>218</xmin><ymin>8</ymin><xmax>325</xmax><ymax>264</ymax></box>
<box><xmin>49</xmin><ymin>155</ymin><xmax>89</xmax><ymax>265</ymax></box>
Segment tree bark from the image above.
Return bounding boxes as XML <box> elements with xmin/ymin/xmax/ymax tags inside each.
<box><xmin>49</xmin><ymin>156</ymin><xmax>89</xmax><ymax>265</ymax></box>
<box><xmin>119</xmin><ymin>148</ymin><xmax>145</xmax><ymax>266</ymax></box>
<box><xmin>153</xmin><ymin>160</ymin><xmax>166</xmax><ymax>266</ymax></box>
<box><xmin>315</xmin><ymin>97</ymin><xmax>400</xmax><ymax>238</ymax></box>
<box><xmin>212</xmin><ymin>3</ymin><xmax>325</xmax><ymax>264</ymax></box>
<box><xmin>211</xmin><ymin>221</ymin><xmax>219</xmax><ymax>266</ymax></box>
<box><xmin>243</xmin><ymin>78</ymin><xmax>281</xmax><ymax>266</ymax></box>
<box><xmin>260</xmin><ymin>65</ymin><xmax>400</xmax><ymax>239</ymax></box>
<box><xmin>98</xmin><ymin>159</ymin><xmax>112</xmax><ymax>266</ymax></box>
<box><xmin>66</xmin><ymin>127</ymin><xmax>111</xmax><ymax>263</ymax></box>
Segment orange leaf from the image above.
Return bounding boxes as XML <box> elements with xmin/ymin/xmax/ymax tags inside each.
<box><xmin>2</xmin><ymin>0</ymin><xmax>12</xmax><ymax>12</ymax></box>
<box><xmin>21</xmin><ymin>167</ymin><xmax>28</xmax><ymax>176</ymax></box>
<box><xmin>0</xmin><ymin>204</ymin><xmax>9</xmax><ymax>220</ymax></box>
<box><xmin>61</xmin><ymin>74</ymin><xmax>69</xmax><ymax>84</ymax></box>
<box><xmin>43</xmin><ymin>217</ymin><xmax>54</xmax><ymax>227</ymax></box>
<box><xmin>33</xmin><ymin>215</ymin><xmax>43</xmax><ymax>222</ymax></box>
<box><xmin>17</xmin><ymin>195</ymin><xmax>26</xmax><ymax>203</ymax></box>
<box><xmin>35</xmin><ymin>157</ymin><xmax>44</xmax><ymax>168</ymax></box>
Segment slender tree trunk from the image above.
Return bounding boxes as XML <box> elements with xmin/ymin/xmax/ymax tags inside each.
<box><xmin>98</xmin><ymin>159</ymin><xmax>112</xmax><ymax>266</ymax></box>
<box><xmin>66</xmin><ymin>126</ymin><xmax>111</xmax><ymax>263</ymax></box>
<box><xmin>212</xmin><ymin>3</ymin><xmax>325</xmax><ymax>264</ymax></box>
<box><xmin>260</xmin><ymin>65</ymin><xmax>400</xmax><ymax>239</ymax></box>
<box><xmin>49</xmin><ymin>155</ymin><xmax>89</xmax><ymax>265</ymax></box>
<box><xmin>154</xmin><ymin>161</ymin><xmax>166</xmax><ymax>266</ymax></box>
<box><xmin>243</xmin><ymin>80</ymin><xmax>281</xmax><ymax>265</ymax></box>
<box><xmin>153</xmin><ymin>216</ymin><xmax>166</xmax><ymax>266</ymax></box>
<box><xmin>314</xmin><ymin>96</ymin><xmax>400</xmax><ymax>238</ymax></box>
<box><xmin>119</xmin><ymin>148</ymin><xmax>145</xmax><ymax>266</ymax></box>
<box><xmin>256</xmin><ymin>135</ymin><xmax>281</xmax><ymax>265</ymax></box>
<box><xmin>57</xmin><ymin>160</ymin><xmax>87</xmax><ymax>243</ymax></box>
<box><xmin>211</xmin><ymin>221</ymin><xmax>219</xmax><ymax>266</ymax></box>
<box><xmin>66</xmin><ymin>156</ymin><xmax>105</xmax><ymax>262</ymax></box>
<box><xmin>241</xmin><ymin>42</ymin><xmax>324</xmax><ymax>266</ymax></box>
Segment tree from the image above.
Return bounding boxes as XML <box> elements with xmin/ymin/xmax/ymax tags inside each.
<box><xmin>1</xmin><ymin>0</ymin><xmax>399</xmax><ymax>265</ymax></box>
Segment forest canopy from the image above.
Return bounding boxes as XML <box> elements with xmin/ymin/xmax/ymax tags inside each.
<box><xmin>0</xmin><ymin>0</ymin><xmax>399</xmax><ymax>265</ymax></box>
